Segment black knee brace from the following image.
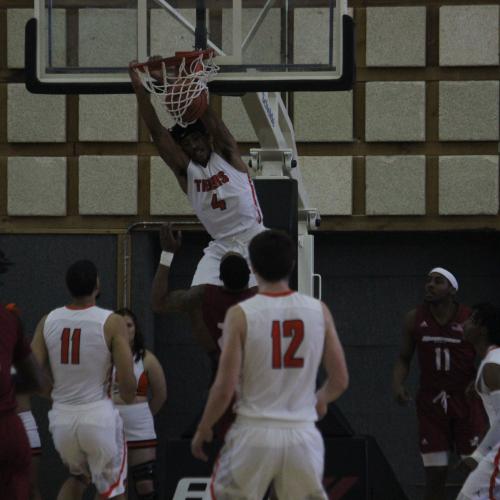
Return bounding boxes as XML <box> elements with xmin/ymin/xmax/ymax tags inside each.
<box><xmin>130</xmin><ymin>460</ymin><xmax>156</xmax><ymax>499</ymax></box>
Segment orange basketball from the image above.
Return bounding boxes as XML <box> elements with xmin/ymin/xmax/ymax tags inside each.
<box><xmin>164</xmin><ymin>76</ymin><xmax>208</xmax><ymax>123</ymax></box>
<box><xmin>183</xmin><ymin>89</ymin><xmax>208</xmax><ymax>123</ymax></box>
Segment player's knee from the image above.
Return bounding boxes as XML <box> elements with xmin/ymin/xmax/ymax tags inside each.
<box><xmin>130</xmin><ymin>460</ymin><xmax>156</xmax><ymax>499</ymax></box>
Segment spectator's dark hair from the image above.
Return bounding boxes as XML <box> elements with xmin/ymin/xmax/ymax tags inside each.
<box><xmin>219</xmin><ymin>254</ymin><xmax>250</xmax><ymax>291</ymax></box>
<box><xmin>66</xmin><ymin>260</ymin><xmax>98</xmax><ymax>298</ymax></box>
<box><xmin>170</xmin><ymin>120</ymin><xmax>207</xmax><ymax>143</ymax></box>
<box><xmin>115</xmin><ymin>308</ymin><xmax>145</xmax><ymax>362</ymax></box>
<box><xmin>472</xmin><ymin>302</ymin><xmax>500</xmax><ymax>346</ymax></box>
<box><xmin>249</xmin><ymin>230</ymin><xmax>295</xmax><ymax>282</ymax></box>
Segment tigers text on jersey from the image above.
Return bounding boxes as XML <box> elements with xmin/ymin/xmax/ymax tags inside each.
<box><xmin>235</xmin><ymin>291</ymin><xmax>325</xmax><ymax>422</ymax></box>
<box><xmin>43</xmin><ymin>305</ymin><xmax>113</xmax><ymax>405</ymax></box>
<box><xmin>187</xmin><ymin>152</ymin><xmax>263</xmax><ymax>240</ymax></box>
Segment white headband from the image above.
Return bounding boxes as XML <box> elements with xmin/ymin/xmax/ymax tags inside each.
<box><xmin>429</xmin><ymin>267</ymin><xmax>459</xmax><ymax>291</ymax></box>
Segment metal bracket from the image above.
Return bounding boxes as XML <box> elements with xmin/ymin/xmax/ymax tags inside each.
<box><xmin>248</xmin><ymin>148</ymin><xmax>295</xmax><ymax>176</ymax></box>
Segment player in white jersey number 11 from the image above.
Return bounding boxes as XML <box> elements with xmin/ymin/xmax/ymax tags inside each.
<box><xmin>30</xmin><ymin>260</ymin><xmax>136</xmax><ymax>500</ymax></box>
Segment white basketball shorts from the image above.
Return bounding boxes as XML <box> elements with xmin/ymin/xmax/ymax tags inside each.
<box><xmin>457</xmin><ymin>448</ymin><xmax>500</xmax><ymax>500</ymax></box>
<box><xmin>116</xmin><ymin>402</ymin><xmax>157</xmax><ymax>448</ymax></box>
<box><xmin>209</xmin><ymin>417</ymin><xmax>327</xmax><ymax>500</ymax></box>
<box><xmin>18</xmin><ymin>410</ymin><xmax>41</xmax><ymax>453</ymax></box>
<box><xmin>191</xmin><ymin>224</ymin><xmax>265</xmax><ymax>287</ymax></box>
<box><xmin>48</xmin><ymin>399</ymin><xmax>127</xmax><ymax>498</ymax></box>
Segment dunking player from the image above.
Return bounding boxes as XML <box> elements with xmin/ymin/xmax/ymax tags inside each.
<box><xmin>458</xmin><ymin>303</ymin><xmax>500</xmax><ymax>499</ymax></box>
<box><xmin>30</xmin><ymin>260</ymin><xmax>136</xmax><ymax>500</ymax></box>
<box><xmin>0</xmin><ymin>250</ymin><xmax>47</xmax><ymax>500</ymax></box>
<box><xmin>151</xmin><ymin>222</ymin><xmax>256</xmax><ymax>436</ymax></box>
<box><xmin>129</xmin><ymin>63</ymin><xmax>264</xmax><ymax>287</ymax></box>
<box><xmin>191</xmin><ymin>230</ymin><xmax>349</xmax><ymax>498</ymax></box>
<box><xmin>392</xmin><ymin>268</ymin><xmax>486</xmax><ymax>500</ymax></box>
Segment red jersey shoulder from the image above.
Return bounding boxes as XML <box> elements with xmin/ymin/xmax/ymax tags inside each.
<box><xmin>414</xmin><ymin>303</ymin><xmax>470</xmax><ymax>332</ymax></box>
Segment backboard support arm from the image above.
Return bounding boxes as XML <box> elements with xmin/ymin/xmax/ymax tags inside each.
<box><xmin>242</xmin><ymin>92</ymin><xmax>321</xmax><ymax>298</ymax></box>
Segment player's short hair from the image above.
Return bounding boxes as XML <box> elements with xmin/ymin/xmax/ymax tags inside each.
<box><xmin>115</xmin><ymin>307</ymin><xmax>145</xmax><ymax>362</ymax></box>
<box><xmin>472</xmin><ymin>302</ymin><xmax>500</xmax><ymax>345</ymax></box>
<box><xmin>170</xmin><ymin>120</ymin><xmax>207</xmax><ymax>143</ymax></box>
<box><xmin>219</xmin><ymin>253</ymin><xmax>250</xmax><ymax>291</ymax></box>
<box><xmin>249</xmin><ymin>230</ymin><xmax>295</xmax><ymax>282</ymax></box>
<box><xmin>66</xmin><ymin>260</ymin><xmax>98</xmax><ymax>298</ymax></box>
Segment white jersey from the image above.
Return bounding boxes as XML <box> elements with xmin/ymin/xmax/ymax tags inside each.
<box><xmin>44</xmin><ymin>305</ymin><xmax>113</xmax><ymax>405</ymax></box>
<box><xmin>187</xmin><ymin>152</ymin><xmax>263</xmax><ymax>240</ymax></box>
<box><xmin>112</xmin><ymin>356</ymin><xmax>149</xmax><ymax>398</ymax></box>
<box><xmin>476</xmin><ymin>346</ymin><xmax>500</xmax><ymax>426</ymax></box>
<box><xmin>235</xmin><ymin>291</ymin><xmax>325</xmax><ymax>422</ymax></box>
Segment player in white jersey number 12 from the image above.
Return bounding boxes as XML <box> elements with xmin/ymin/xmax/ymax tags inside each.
<box><xmin>130</xmin><ymin>64</ymin><xmax>265</xmax><ymax>287</ymax></box>
<box><xmin>191</xmin><ymin>230</ymin><xmax>349</xmax><ymax>500</ymax></box>
<box><xmin>31</xmin><ymin>260</ymin><xmax>136</xmax><ymax>500</ymax></box>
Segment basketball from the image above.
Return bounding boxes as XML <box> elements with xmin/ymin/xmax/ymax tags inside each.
<box><xmin>164</xmin><ymin>78</ymin><xmax>208</xmax><ymax>124</ymax></box>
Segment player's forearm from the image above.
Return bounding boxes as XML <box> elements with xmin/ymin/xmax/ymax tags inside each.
<box><xmin>316</xmin><ymin>374</ymin><xmax>349</xmax><ymax>404</ymax></box>
<box><xmin>151</xmin><ymin>265</ymin><xmax>170</xmax><ymax>313</ymax></box>
<box><xmin>118</xmin><ymin>376</ymin><xmax>137</xmax><ymax>404</ymax></box>
<box><xmin>197</xmin><ymin>383</ymin><xmax>234</xmax><ymax>431</ymax></box>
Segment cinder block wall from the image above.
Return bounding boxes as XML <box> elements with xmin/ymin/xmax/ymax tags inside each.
<box><xmin>0</xmin><ymin>2</ymin><xmax>498</xmax><ymax>228</ymax></box>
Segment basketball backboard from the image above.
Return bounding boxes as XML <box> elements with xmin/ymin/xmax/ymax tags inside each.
<box><xmin>26</xmin><ymin>0</ymin><xmax>354</xmax><ymax>94</ymax></box>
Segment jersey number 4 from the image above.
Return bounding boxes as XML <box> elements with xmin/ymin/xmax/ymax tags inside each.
<box><xmin>211</xmin><ymin>193</ymin><xmax>227</xmax><ymax>211</ymax></box>
<box><xmin>271</xmin><ymin>320</ymin><xmax>304</xmax><ymax>369</ymax></box>
<box><xmin>61</xmin><ymin>328</ymin><xmax>81</xmax><ymax>365</ymax></box>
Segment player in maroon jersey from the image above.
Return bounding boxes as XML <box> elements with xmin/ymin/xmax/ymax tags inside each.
<box><xmin>151</xmin><ymin>223</ymin><xmax>257</xmax><ymax>436</ymax></box>
<box><xmin>392</xmin><ymin>267</ymin><xmax>487</xmax><ymax>500</ymax></box>
<box><xmin>0</xmin><ymin>250</ymin><xmax>48</xmax><ymax>500</ymax></box>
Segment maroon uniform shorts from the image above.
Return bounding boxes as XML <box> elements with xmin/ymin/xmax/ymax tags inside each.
<box><xmin>0</xmin><ymin>412</ymin><xmax>31</xmax><ymax>500</ymax></box>
<box><xmin>416</xmin><ymin>389</ymin><xmax>487</xmax><ymax>456</ymax></box>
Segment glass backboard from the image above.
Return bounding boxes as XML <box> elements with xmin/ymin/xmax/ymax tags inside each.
<box><xmin>26</xmin><ymin>0</ymin><xmax>354</xmax><ymax>94</ymax></box>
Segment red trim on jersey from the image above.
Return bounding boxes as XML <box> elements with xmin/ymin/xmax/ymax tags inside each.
<box><xmin>489</xmin><ymin>447</ymin><xmax>500</xmax><ymax>499</ymax></box>
<box><xmin>31</xmin><ymin>447</ymin><xmax>42</xmax><ymax>457</ymax></box>
<box><xmin>247</xmin><ymin>174</ymin><xmax>262</xmax><ymax>223</ymax></box>
<box><xmin>101</xmin><ymin>431</ymin><xmax>127</xmax><ymax>499</ymax></box>
<box><xmin>259</xmin><ymin>290</ymin><xmax>295</xmax><ymax>297</ymax></box>
<box><xmin>65</xmin><ymin>304</ymin><xmax>94</xmax><ymax>310</ymax></box>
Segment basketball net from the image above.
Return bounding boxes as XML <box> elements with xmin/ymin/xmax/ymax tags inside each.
<box><xmin>134</xmin><ymin>51</ymin><xmax>219</xmax><ymax>127</ymax></box>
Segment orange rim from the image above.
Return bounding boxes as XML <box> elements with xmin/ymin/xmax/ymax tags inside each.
<box><xmin>132</xmin><ymin>49</ymin><xmax>214</xmax><ymax>71</ymax></box>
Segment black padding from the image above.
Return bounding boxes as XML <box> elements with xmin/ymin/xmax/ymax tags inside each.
<box><xmin>131</xmin><ymin>460</ymin><xmax>155</xmax><ymax>484</ymax></box>
<box><xmin>254</xmin><ymin>177</ymin><xmax>298</xmax><ymax>289</ymax></box>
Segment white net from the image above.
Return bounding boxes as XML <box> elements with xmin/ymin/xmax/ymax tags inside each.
<box><xmin>135</xmin><ymin>52</ymin><xmax>219</xmax><ymax>127</ymax></box>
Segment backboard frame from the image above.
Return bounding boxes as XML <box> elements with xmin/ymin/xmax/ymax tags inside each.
<box><xmin>25</xmin><ymin>0</ymin><xmax>355</xmax><ymax>95</ymax></box>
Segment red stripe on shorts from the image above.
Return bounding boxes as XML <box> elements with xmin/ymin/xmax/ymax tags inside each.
<box><xmin>210</xmin><ymin>456</ymin><xmax>221</xmax><ymax>500</ymax></box>
<box><xmin>101</xmin><ymin>431</ymin><xmax>127</xmax><ymax>499</ymax></box>
<box><xmin>489</xmin><ymin>448</ymin><xmax>500</xmax><ymax>499</ymax></box>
